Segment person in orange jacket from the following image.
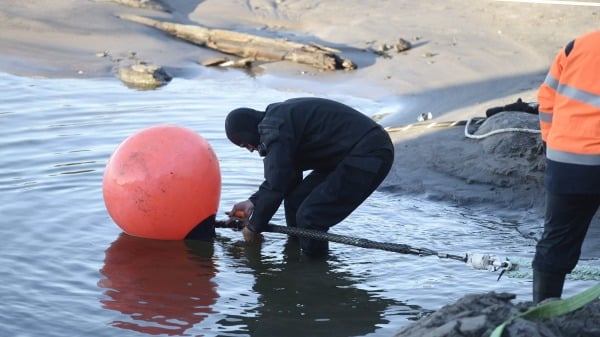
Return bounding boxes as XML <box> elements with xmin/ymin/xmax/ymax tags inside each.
<box><xmin>534</xmin><ymin>30</ymin><xmax>600</xmax><ymax>304</ymax></box>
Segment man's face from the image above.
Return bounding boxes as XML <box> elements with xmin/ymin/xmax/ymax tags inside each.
<box><xmin>240</xmin><ymin>144</ymin><xmax>257</xmax><ymax>153</ymax></box>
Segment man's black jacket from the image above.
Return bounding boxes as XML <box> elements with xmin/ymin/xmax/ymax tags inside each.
<box><xmin>248</xmin><ymin>97</ymin><xmax>383</xmax><ymax>231</ymax></box>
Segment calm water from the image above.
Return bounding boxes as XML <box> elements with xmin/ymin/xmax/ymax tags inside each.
<box><xmin>1</xmin><ymin>72</ymin><xmax>597</xmax><ymax>337</ymax></box>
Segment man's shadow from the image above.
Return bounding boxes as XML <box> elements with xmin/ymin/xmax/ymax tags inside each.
<box><xmin>219</xmin><ymin>237</ymin><xmax>423</xmax><ymax>337</ymax></box>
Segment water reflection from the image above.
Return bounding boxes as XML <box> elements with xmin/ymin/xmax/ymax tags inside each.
<box><xmin>220</xmin><ymin>238</ymin><xmax>403</xmax><ymax>337</ymax></box>
<box><xmin>98</xmin><ymin>233</ymin><xmax>218</xmax><ymax>335</ymax></box>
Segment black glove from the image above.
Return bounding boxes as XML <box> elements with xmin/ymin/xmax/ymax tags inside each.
<box><xmin>486</xmin><ymin>98</ymin><xmax>539</xmax><ymax>117</ymax></box>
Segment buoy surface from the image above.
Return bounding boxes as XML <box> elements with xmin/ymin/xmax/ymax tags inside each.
<box><xmin>102</xmin><ymin>125</ymin><xmax>221</xmax><ymax>240</ymax></box>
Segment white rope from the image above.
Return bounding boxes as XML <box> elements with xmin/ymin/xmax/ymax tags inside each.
<box><xmin>385</xmin><ymin>116</ymin><xmax>540</xmax><ymax>138</ymax></box>
<box><xmin>506</xmin><ymin>258</ymin><xmax>600</xmax><ymax>281</ymax></box>
<box><xmin>384</xmin><ymin>120</ymin><xmax>467</xmax><ymax>133</ymax></box>
<box><xmin>464</xmin><ymin>116</ymin><xmax>541</xmax><ymax>140</ymax></box>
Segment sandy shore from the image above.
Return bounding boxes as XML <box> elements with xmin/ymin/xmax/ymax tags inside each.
<box><xmin>2</xmin><ymin>0</ymin><xmax>597</xmax><ymax>124</ymax></box>
<box><xmin>2</xmin><ymin>1</ymin><xmax>598</xmax><ymax>101</ymax></box>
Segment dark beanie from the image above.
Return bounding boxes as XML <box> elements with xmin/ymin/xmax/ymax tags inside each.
<box><xmin>225</xmin><ymin>108</ymin><xmax>265</xmax><ymax>146</ymax></box>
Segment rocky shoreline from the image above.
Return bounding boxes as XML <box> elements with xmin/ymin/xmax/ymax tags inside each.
<box><xmin>395</xmin><ymin>291</ymin><xmax>600</xmax><ymax>337</ymax></box>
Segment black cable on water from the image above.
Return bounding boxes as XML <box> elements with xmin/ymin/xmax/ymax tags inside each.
<box><xmin>215</xmin><ymin>220</ymin><xmax>467</xmax><ymax>262</ymax></box>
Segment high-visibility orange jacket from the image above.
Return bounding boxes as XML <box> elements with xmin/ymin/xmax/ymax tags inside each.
<box><xmin>538</xmin><ymin>30</ymin><xmax>600</xmax><ymax>193</ymax></box>
<box><xmin>538</xmin><ymin>30</ymin><xmax>600</xmax><ymax>165</ymax></box>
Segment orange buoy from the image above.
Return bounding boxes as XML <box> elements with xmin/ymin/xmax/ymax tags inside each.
<box><xmin>102</xmin><ymin>125</ymin><xmax>221</xmax><ymax>240</ymax></box>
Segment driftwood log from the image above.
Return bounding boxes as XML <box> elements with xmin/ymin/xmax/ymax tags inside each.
<box><xmin>119</xmin><ymin>14</ymin><xmax>356</xmax><ymax>71</ymax></box>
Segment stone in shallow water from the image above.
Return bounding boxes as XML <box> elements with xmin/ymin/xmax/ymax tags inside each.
<box><xmin>117</xmin><ymin>63</ymin><xmax>172</xmax><ymax>90</ymax></box>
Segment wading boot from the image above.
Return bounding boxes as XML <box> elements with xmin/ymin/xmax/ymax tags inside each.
<box><xmin>533</xmin><ymin>269</ymin><xmax>566</xmax><ymax>304</ymax></box>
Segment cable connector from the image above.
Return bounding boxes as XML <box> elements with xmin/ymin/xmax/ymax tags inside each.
<box><xmin>467</xmin><ymin>253</ymin><xmax>517</xmax><ymax>281</ymax></box>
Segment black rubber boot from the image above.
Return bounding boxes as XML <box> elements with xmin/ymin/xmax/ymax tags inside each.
<box><xmin>533</xmin><ymin>269</ymin><xmax>566</xmax><ymax>304</ymax></box>
<box><xmin>299</xmin><ymin>238</ymin><xmax>329</xmax><ymax>259</ymax></box>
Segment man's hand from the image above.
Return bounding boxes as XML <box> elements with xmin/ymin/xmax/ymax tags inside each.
<box><xmin>226</xmin><ymin>200</ymin><xmax>254</xmax><ymax>220</ymax></box>
<box><xmin>242</xmin><ymin>226</ymin><xmax>264</xmax><ymax>243</ymax></box>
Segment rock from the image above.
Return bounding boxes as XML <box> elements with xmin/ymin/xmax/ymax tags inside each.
<box><xmin>396</xmin><ymin>38</ymin><xmax>412</xmax><ymax>52</ymax></box>
<box><xmin>395</xmin><ymin>292</ymin><xmax>519</xmax><ymax>337</ymax></box>
<box><xmin>394</xmin><ymin>292</ymin><xmax>600</xmax><ymax>337</ymax></box>
<box><xmin>116</xmin><ymin>63</ymin><xmax>172</xmax><ymax>90</ymax></box>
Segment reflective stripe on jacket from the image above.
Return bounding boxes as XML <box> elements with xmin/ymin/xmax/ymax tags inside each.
<box><xmin>537</xmin><ymin>30</ymin><xmax>600</xmax><ymax>166</ymax></box>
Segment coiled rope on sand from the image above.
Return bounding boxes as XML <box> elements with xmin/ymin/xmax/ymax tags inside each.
<box><xmin>384</xmin><ymin>116</ymin><xmax>541</xmax><ymax>140</ymax></box>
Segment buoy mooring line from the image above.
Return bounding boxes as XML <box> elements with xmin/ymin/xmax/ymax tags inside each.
<box><xmin>216</xmin><ymin>219</ymin><xmax>466</xmax><ymax>261</ymax></box>
<box><xmin>214</xmin><ymin>219</ymin><xmax>528</xmax><ymax>281</ymax></box>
